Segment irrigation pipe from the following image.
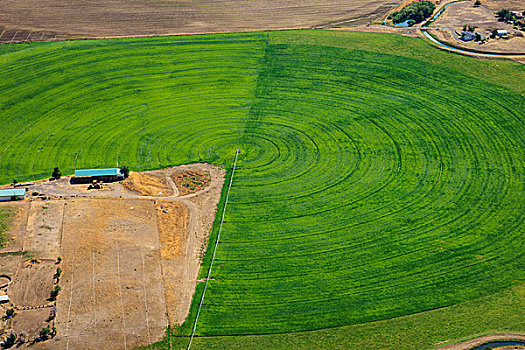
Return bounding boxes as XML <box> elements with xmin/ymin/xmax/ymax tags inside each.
<box><xmin>187</xmin><ymin>148</ymin><xmax>240</xmax><ymax>350</ymax></box>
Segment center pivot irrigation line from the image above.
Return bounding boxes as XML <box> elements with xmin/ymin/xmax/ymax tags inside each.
<box><xmin>187</xmin><ymin>148</ymin><xmax>240</xmax><ymax>350</ymax></box>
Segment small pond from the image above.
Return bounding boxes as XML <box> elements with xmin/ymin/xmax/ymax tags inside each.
<box><xmin>394</xmin><ymin>20</ymin><xmax>414</xmax><ymax>27</ymax></box>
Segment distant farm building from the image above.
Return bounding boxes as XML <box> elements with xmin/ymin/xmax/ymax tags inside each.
<box><xmin>460</xmin><ymin>31</ymin><xmax>476</xmax><ymax>41</ymax></box>
<box><xmin>72</xmin><ymin>168</ymin><xmax>124</xmax><ymax>184</ymax></box>
<box><xmin>0</xmin><ymin>189</ymin><xmax>26</xmax><ymax>202</ymax></box>
<box><xmin>496</xmin><ymin>29</ymin><xmax>508</xmax><ymax>36</ymax></box>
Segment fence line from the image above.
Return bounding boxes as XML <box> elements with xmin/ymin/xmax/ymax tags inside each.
<box><xmin>187</xmin><ymin>148</ymin><xmax>240</xmax><ymax>350</ymax></box>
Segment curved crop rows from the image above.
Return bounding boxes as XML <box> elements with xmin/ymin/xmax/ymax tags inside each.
<box><xmin>0</xmin><ymin>32</ymin><xmax>523</xmax><ymax>338</ymax></box>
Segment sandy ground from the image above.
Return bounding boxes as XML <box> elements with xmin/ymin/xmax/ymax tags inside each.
<box><xmin>437</xmin><ymin>333</ymin><xmax>525</xmax><ymax>349</ymax></box>
<box><xmin>0</xmin><ymin>163</ymin><xmax>225</xmax><ymax>349</ymax></box>
<box><xmin>0</xmin><ymin>0</ymin><xmax>398</xmax><ymax>42</ymax></box>
<box><xmin>477</xmin><ymin>0</ymin><xmax>524</xmax><ymax>12</ymax></box>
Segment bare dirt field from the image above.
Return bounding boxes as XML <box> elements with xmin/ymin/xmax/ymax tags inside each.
<box><xmin>0</xmin><ymin>163</ymin><xmax>225</xmax><ymax>349</ymax></box>
<box><xmin>435</xmin><ymin>1</ymin><xmax>514</xmax><ymax>29</ymax></box>
<box><xmin>52</xmin><ymin>197</ymin><xmax>168</xmax><ymax>350</ymax></box>
<box><xmin>0</xmin><ymin>0</ymin><xmax>399</xmax><ymax>42</ymax></box>
<box><xmin>477</xmin><ymin>0</ymin><xmax>523</xmax><ymax>12</ymax></box>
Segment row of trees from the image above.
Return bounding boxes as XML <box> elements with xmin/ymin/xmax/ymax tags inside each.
<box><xmin>496</xmin><ymin>9</ymin><xmax>524</xmax><ymax>22</ymax></box>
<box><xmin>389</xmin><ymin>1</ymin><xmax>436</xmax><ymax>25</ymax></box>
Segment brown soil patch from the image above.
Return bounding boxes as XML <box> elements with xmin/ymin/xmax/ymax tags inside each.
<box><xmin>9</xmin><ymin>260</ymin><xmax>55</xmax><ymax>307</ymax></box>
<box><xmin>0</xmin><ymin>255</ymin><xmax>21</xmax><ymax>276</ymax></box>
<box><xmin>123</xmin><ymin>172</ymin><xmax>174</xmax><ymax>197</ymax></box>
<box><xmin>476</xmin><ymin>0</ymin><xmax>523</xmax><ymax>12</ymax></box>
<box><xmin>156</xmin><ymin>200</ymin><xmax>191</xmax><ymax>323</ymax></box>
<box><xmin>22</xmin><ymin>201</ymin><xmax>63</xmax><ymax>260</ymax></box>
<box><xmin>55</xmin><ymin>198</ymin><xmax>167</xmax><ymax>350</ymax></box>
<box><xmin>10</xmin><ymin>308</ymin><xmax>53</xmax><ymax>343</ymax></box>
<box><xmin>157</xmin><ymin>201</ymin><xmax>188</xmax><ymax>260</ymax></box>
<box><xmin>0</xmin><ymin>0</ymin><xmax>399</xmax><ymax>42</ymax></box>
<box><xmin>171</xmin><ymin>171</ymin><xmax>211</xmax><ymax>196</ymax></box>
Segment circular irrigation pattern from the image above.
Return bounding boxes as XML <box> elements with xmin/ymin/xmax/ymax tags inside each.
<box><xmin>0</xmin><ymin>33</ymin><xmax>523</xmax><ymax>336</ymax></box>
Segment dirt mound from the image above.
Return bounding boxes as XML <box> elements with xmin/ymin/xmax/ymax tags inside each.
<box><xmin>122</xmin><ymin>172</ymin><xmax>174</xmax><ymax>197</ymax></box>
<box><xmin>171</xmin><ymin>171</ymin><xmax>211</xmax><ymax>196</ymax></box>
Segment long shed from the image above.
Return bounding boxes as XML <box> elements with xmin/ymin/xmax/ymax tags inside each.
<box><xmin>72</xmin><ymin>168</ymin><xmax>124</xmax><ymax>183</ymax></box>
<box><xmin>0</xmin><ymin>189</ymin><xmax>26</xmax><ymax>202</ymax></box>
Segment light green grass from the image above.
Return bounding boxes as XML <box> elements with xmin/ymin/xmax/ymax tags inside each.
<box><xmin>143</xmin><ymin>283</ymin><xmax>525</xmax><ymax>349</ymax></box>
<box><xmin>0</xmin><ymin>30</ymin><xmax>523</xmax><ymax>347</ymax></box>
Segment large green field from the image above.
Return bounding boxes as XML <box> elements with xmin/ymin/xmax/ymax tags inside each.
<box><xmin>0</xmin><ymin>30</ymin><xmax>523</xmax><ymax>349</ymax></box>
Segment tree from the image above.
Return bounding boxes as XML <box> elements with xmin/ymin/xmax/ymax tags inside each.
<box><xmin>50</xmin><ymin>286</ymin><xmax>61</xmax><ymax>300</ymax></box>
<box><xmin>12</xmin><ymin>179</ymin><xmax>17</xmax><ymax>188</ymax></box>
<box><xmin>51</xmin><ymin>167</ymin><xmax>61</xmax><ymax>180</ymax></box>
<box><xmin>474</xmin><ymin>0</ymin><xmax>481</xmax><ymax>6</ymax></box>
<box><xmin>496</xmin><ymin>8</ymin><xmax>512</xmax><ymax>22</ymax></box>
<box><xmin>5</xmin><ymin>308</ymin><xmax>15</xmax><ymax>317</ymax></box>
<box><xmin>120</xmin><ymin>165</ymin><xmax>130</xmax><ymax>178</ymax></box>
<box><xmin>475</xmin><ymin>33</ymin><xmax>482</xmax><ymax>41</ymax></box>
<box><xmin>4</xmin><ymin>331</ymin><xmax>16</xmax><ymax>347</ymax></box>
<box><xmin>39</xmin><ymin>326</ymin><xmax>52</xmax><ymax>340</ymax></box>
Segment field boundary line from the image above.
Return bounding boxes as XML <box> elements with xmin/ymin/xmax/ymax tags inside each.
<box><xmin>65</xmin><ymin>259</ymin><xmax>74</xmax><ymax>350</ymax></box>
<box><xmin>116</xmin><ymin>246</ymin><xmax>128</xmax><ymax>350</ymax></box>
<box><xmin>187</xmin><ymin>148</ymin><xmax>240</xmax><ymax>350</ymax></box>
<box><xmin>140</xmin><ymin>246</ymin><xmax>152</xmax><ymax>345</ymax></box>
<box><xmin>92</xmin><ymin>249</ymin><xmax>97</xmax><ymax>328</ymax></box>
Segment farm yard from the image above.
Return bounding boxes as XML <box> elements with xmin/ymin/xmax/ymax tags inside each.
<box><xmin>0</xmin><ymin>165</ymin><xmax>224</xmax><ymax>348</ymax></box>
<box><xmin>427</xmin><ymin>0</ymin><xmax>525</xmax><ymax>54</ymax></box>
<box><xmin>0</xmin><ymin>29</ymin><xmax>524</xmax><ymax>349</ymax></box>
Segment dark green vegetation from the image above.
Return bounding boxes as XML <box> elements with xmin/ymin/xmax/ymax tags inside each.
<box><xmin>0</xmin><ymin>30</ymin><xmax>524</xmax><ymax>348</ymax></box>
<box><xmin>496</xmin><ymin>9</ymin><xmax>525</xmax><ymax>29</ymax></box>
<box><xmin>390</xmin><ymin>1</ymin><xmax>436</xmax><ymax>25</ymax></box>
